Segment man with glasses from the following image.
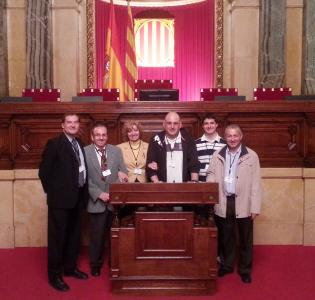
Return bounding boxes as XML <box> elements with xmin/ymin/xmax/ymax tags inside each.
<box><xmin>84</xmin><ymin>121</ymin><xmax>128</xmax><ymax>277</ymax></box>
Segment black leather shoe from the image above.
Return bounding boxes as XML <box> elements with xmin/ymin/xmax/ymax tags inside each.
<box><xmin>218</xmin><ymin>268</ymin><xmax>233</xmax><ymax>277</ymax></box>
<box><xmin>240</xmin><ymin>274</ymin><xmax>252</xmax><ymax>283</ymax></box>
<box><xmin>49</xmin><ymin>276</ymin><xmax>70</xmax><ymax>292</ymax></box>
<box><xmin>64</xmin><ymin>268</ymin><xmax>88</xmax><ymax>279</ymax></box>
<box><xmin>91</xmin><ymin>268</ymin><xmax>101</xmax><ymax>277</ymax></box>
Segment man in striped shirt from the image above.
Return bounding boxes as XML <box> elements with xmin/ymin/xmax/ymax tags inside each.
<box><xmin>195</xmin><ymin>114</ymin><xmax>226</xmax><ymax>182</ymax></box>
<box><xmin>196</xmin><ymin>114</ymin><xmax>226</xmax><ymax>262</ymax></box>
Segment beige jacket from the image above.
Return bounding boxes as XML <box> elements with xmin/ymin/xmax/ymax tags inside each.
<box><xmin>207</xmin><ymin>145</ymin><xmax>262</xmax><ymax>218</ymax></box>
<box><xmin>117</xmin><ymin>140</ymin><xmax>148</xmax><ymax>183</ymax></box>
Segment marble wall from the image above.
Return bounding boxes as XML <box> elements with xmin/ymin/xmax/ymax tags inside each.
<box><xmin>3</xmin><ymin>0</ymin><xmax>308</xmax><ymax>100</ymax></box>
<box><xmin>6</xmin><ymin>0</ymin><xmax>87</xmax><ymax>99</ymax></box>
<box><xmin>258</xmin><ymin>0</ymin><xmax>286</xmax><ymax>87</ymax></box>
<box><xmin>223</xmin><ymin>0</ymin><xmax>305</xmax><ymax>98</ymax></box>
<box><xmin>286</xmin><ymin>0</ymin><xmax>303</xmax><ymax>94</ymax></box>
<box><xmin>26</xmin><ymin>0</ymin><xmax>52</xmax><ymax>88</ymax></box>
<box><xmin>51</xmin><ymin>0</ymin><xmax>87</xmax><ymax>101</ymax></box>
<box><xmin>0</xmin><ymin>0</ymin><xmax>8</xmax><ymax>97</ymax></box>
<box><xmin>223</xmin><ymin>0</ymin><xmax>260</xmax><ymax>100</ymax></box>
<box><xmin>7</xmin><ymin>0</ymin><xmax>27</xmax><ymax>96</ymax></box>
<box><xmin>303</xmin><ymin>0</ymin><xmax>315</xmax><ymax>94</ymax></box>
<box><xmin>1</xmin><ymin>168</ymin><xmax>315</xmax><ymax>248</ymax></box>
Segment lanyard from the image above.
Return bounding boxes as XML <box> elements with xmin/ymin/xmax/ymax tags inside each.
<box><xmin>228</xmin><ymin>152</ymin><xmax>238</xmax><ymax>175</ymax></box>
<box><xmin>166</xmin><ymin>137</ymin><xmax>177</xmax><ymax>159</ymax></box>
<box><xmin>207</xmin><ymin>141</ymin><xmax>217</xmax><ymax>150</ymax></box>
<box><xmin>129</xmin><ymin>141</ymin><xmax>141</xmax><ymax>166</ymax></box>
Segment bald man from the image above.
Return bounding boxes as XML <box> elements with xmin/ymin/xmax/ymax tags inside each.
<box><xmin>146</xmin><ymin>112</ymin><xmax>199</xmax><ymax>183</ymax></box>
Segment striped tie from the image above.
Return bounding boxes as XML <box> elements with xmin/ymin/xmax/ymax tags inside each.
<box><xmin>72</xmin><ymin>139</ymin><xmax>85</xmax><ymax>187</ymax></box>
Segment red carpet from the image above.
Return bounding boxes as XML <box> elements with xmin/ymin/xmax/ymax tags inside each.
<box><xmin>0</xmin><ymin>245</ymin><xmax>314</xmax><ymax>300</ymax></box>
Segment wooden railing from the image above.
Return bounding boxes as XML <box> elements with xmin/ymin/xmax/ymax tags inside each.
<box><xmin>1</xmin><ymin>100</ymin><xmax>315</xmax><ymax>169</ymax></box>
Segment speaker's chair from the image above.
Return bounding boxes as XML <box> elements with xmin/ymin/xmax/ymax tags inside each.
<box><xmin>134</xmin><ymin>80</ymin><xmax>173</xmax><ymax>101</ymax></box>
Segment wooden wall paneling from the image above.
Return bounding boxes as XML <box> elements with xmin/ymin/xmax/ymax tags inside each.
<box><xmin>1</xmin><ymin>101</ymin><xmax>315</xmax><ymax>169</ymax></box>
<box><xmin>88</xmin><ymin>113</ymin><xmax>120</xmax><ymax>145</ymax></box>
<box><xmin>225</xmin><ymin>112</ymin><xmax>306</xmax><ymax>167</ymax></box>
<box><xmin>0</xmin><ymin>116</ymin><xmax>12</xmax><ymax>169</ymax></box>
<box><xmin>304</xmin><ymin>112</ymin><xmax>315</xmax><ymax>166</ymax></box>
<box><xmin>11</xmin><ymin>116</ymin><xmax>64</xmax><ymax>169</ymax></box>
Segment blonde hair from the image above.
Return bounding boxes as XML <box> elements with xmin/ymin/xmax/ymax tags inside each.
<box><xmin>122</xmin><ymin>121</ymin><xmax>143</xmax><ymax>141</ymax></box>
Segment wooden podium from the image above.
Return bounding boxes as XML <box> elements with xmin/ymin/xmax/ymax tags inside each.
<box><xmin>109</xmin><ymin>182</ymin><xmax>218</xmax><ymax>295</ymax></box>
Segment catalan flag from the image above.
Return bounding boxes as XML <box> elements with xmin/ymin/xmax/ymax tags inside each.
<box><xmin>104</xmin><ymin>0</ymin><xmax>125</xmax><ymax>101</ymax></box>
<box><xmin>124</xmin><ymin>1</ymin><xmax>137</xmax><ymax>101</ymax></box>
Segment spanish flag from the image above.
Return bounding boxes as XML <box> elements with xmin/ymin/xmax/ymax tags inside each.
<box><xmin>124</xmin><ymin>1</ymin><xmax>137</xmax><ymax>101</ymax></box>
<box><xmin>104</xmin><ymin>0</ymin><xmax>125</xmax><ymax>101</ymax></box>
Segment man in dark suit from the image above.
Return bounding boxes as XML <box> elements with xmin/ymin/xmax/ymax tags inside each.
<box><xmin>38</xmin><ymin>113</ymin><xmax>89</xmax><ymax>292</ymax></box>
<box><xmin>84</xmin><ymin>121</ymin><xmax>128</xmax><ymax>277</ymax></box>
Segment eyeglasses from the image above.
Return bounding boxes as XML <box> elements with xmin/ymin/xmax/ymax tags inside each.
<box><xmin>93</xmin><ymin>134</ymin><xmax>107</xmax><ymax>138</ymax></box>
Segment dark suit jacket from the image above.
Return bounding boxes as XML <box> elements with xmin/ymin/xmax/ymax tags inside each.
<box><xmin>38</xmin><ymin>133</ymin><xmax>88</xmax><ymax>209</ymax></box>
<box><xmin>146</xmin><ymin>128</ymin><xmax>200</xmax><ymax>182</ymax></box>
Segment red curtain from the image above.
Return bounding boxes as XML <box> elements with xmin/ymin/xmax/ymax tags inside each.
<box><xmin>95</xmin><ymin>0</ymin><xmax>215</xmax><ymax>101</ymax></box>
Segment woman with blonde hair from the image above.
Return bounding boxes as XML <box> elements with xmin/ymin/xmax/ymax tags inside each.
<box><xmin>117</xmin><ymin>121</ymin><xmax>148</xmax><ymax>183</ymax></box>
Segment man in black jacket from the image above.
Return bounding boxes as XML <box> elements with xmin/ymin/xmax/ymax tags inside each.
<box><xmin>38</xmin><ymin>113</ymin><xmax>89</xmax><ymax>292</ymax></box>
<box><xmin>146</xmin><ymin>111</ymin><xmax>199</xmax><ymax>183</ymax></box>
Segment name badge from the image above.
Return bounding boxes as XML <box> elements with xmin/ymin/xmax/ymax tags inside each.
<box><xmin>224</xmin><ymin>176</ymin><xmax>233</xmax><ymax>184</ymax></box>
<box><xmin>102</xmin><ymin>169</ymin><xmax>111</xmax><ymax>177</ymax></box>
<box><xmin>79</xmin><ymin>165</ymin><xmax>85</xmax><ymax>173</ymax></box>
<box><xmin>133</xmin><ymin>168</ymin><xmax>142</xmax><ymax>175</ymax></box>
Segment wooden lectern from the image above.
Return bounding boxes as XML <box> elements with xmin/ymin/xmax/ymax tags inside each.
<box><xmin>109</xmin><ymin>182</ymin><xmax>218</xmax><ymax>295</ymax></box>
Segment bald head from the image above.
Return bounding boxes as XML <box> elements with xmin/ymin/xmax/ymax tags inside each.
<box><xmin>164</xmin><ymin>112</ymin><xmax>180</xmax><ymax>123</ymax></box>
<box><xmin>163</xmin><ymin>112</ymin><xmax>182</xmax><ymax>139</ymax></box>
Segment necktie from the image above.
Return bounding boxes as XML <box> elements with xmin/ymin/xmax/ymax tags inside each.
<box><xmin>71</xmin><ymin>139</ymin><xmax>81</xmax><ymax>164</ymax></box>
<box><xmin>98</xmin><ymin>148</ymin><xmax>107</xmax><ymax>180</ymax></box>
<box><xmin>98</xmin><ymin>148</ymin><xmax>107</xmax><ymax>171</ymax></box>
<box><xmin>71</xmin><ymin>139</ymin><xmax>85</xmax><ymax>187</ymax></box>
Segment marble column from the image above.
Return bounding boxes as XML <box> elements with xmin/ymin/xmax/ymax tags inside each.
<box><xmin>259</xmin><ymin>0</ymin><xmax>286</xmax><ymax>87</ymax></box>
<box><xmin>223</xmin><ymin>0</ymin><xmax>260</xmax><ymax>100</ymax></box>
<box><xmin>0</xmin><ymin>0</ymin><xmax>8</xmax><ymax>97</ymax></box>
<box><xmin>302</xmin><ymin>0</ymin><xmax>315</xmax><ymax>94</ymax></box>
<box><xmin>26</xmin><ymin>0</ymin><xmax>52</xmax><ymax>88</ymax></box>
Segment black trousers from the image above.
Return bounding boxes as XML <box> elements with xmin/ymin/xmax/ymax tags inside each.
<box><xmin>89</xmin><ymin>209</ymin><xmax>113</xmax><ymax>269</ymax></box>
<box><xmin>47</xmin><ymin>200</ymin><xmax>83</xmax><ymax>280</ymax></box>
<box><xmin>216</xmin><ymin>197</ymin><xmax>253</xmax><ymax>275</ymax></box>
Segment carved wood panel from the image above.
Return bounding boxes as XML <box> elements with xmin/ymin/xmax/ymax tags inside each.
<box><xmin>225</xmin><ymin>113</ymin><xmax>306</xmax><ymax>167</ymax></box>
<box><xmin>135</xmin><ymin>212</ymin><xmax>193</xmax><ymax>258</ymax></box>
<box><xmin>1</xmin><ymin>101</ymin><xmax>315</xmax><ymax>169</ymax></box>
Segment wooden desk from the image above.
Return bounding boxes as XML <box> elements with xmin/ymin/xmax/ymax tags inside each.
<box><xmin>109</xmin><ymin>182</ymin><xmax>218</xmax><ymax>295</ymax></box>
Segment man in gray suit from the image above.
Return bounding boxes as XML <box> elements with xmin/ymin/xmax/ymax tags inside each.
<box><xmin>84</xmin><ymin>121</ymin><xmax>128</xmax><ymax>276</ymax></box>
